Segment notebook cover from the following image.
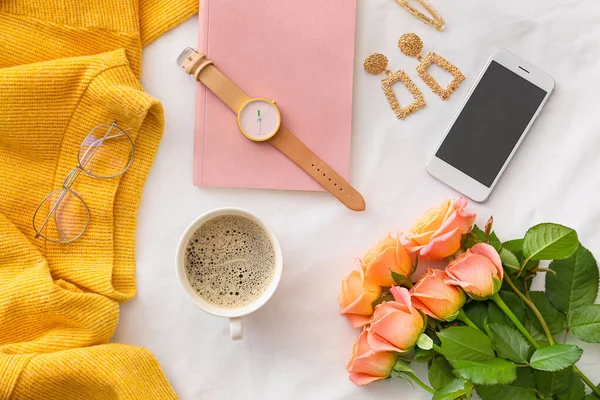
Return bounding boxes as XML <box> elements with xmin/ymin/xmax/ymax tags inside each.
<box><xmin>194</xmin><ymin>0</ymin><xmax>356</xmax><ymax>191</ymax></box>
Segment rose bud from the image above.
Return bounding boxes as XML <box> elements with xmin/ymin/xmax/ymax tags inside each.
<box><xmin>410</xmin><ymin>269</ymin><xmax>465</xmax><ymax>321</ymax></box>
<box><xmin>405</xmin><ymin>197</ymin><xmax>476</xmax><ymax>260</ymax></box>
<box><xmin>367</xmin><ymin>287</ymin><xmax>424</xmax><ymax>353</ymax></box>
<box><xmin>362</xmin><ymin>234</ymin><xmax>412</xmax><ymax>287</ymax></box>
<box><xmin>340</xmin><ymin>265</ymin><xmax>382</xmax><ymax>328</ymax></box>
<box><xmin>445</xmin><ymin>243</ymin><xmax>504</xmax><ymax>299</ymax></box>
<box><xmin>347</xmin><ymin>330</ymin><xmax>397</xmax><ymax>386</ymax></box>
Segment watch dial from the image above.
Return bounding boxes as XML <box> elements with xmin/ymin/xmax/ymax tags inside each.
<box><xmin>239</xmin><ymin>99</ymin><xmax>281</xmax><ymax>141</ymax></box>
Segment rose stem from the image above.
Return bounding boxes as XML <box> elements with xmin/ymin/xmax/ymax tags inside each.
<box><xmin>501</xmin><ymin>275</ymin><xmax>600</xmax><ymax>396</ymax></box>
<box><xmin>431</xmin><ymin>343</ymin><xmax>444</xmax><ymax>355</ymax></box>
<box><xmin>489</xmin><ymin>292</ymin><xmax>540</xmax><ymax>349</ymax></box>
<box><xmin>405</xmin><ymin>372</ymin><xmax>435</xmax><ymax>394</ymax></box>
<box><xmin>456</xmin><ymin>309</ymin><xmax>481</xmax><ymax>331</ymax></box>
<box><xmin>502</xmin><ymin>274</ymin><xmax>554</xmax><ymax>341</ymax></box>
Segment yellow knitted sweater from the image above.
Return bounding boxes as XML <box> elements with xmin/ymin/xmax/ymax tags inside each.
<box><xmin>0</xmin><ymin>1</ymin><xmax>198</xmax><ymax>399</ymax></box>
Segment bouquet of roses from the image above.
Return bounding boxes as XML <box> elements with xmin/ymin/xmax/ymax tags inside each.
<box><xmin>340</xmin><ymin>198</ymin><xmax>600</xmax><ymax>399</ymax></box>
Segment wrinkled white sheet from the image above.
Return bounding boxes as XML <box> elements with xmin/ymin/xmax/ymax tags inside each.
<box><xmin>113</xmin><ymin>0</ymin><xmax>600</xmax><ymax>398</ymax></box>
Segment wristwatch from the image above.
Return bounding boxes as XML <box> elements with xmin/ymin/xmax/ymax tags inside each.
<box><xmin>177</xmin><ymin>48</ymin><xmax>366</xmax><ymax>212</ymax></box>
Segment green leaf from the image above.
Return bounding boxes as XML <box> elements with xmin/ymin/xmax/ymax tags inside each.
<box><xmin>488</xmin><ymin>292</ymin><xmax>527</xmax><ymax>328</ymax></box>
<box><xmin>571</xmin><ymin>304</ymin><xmax>600</xmax><ymax>343</ymax></box>
<box><xmin>432</xmin><ymin>379</ymin><xmax>468</xmax><ymax>400</ymax></box>
<box><xmin>415</xmin><ymin>347</ymin><xmax>433</xmax><ymax>363</ymax></box>
<box><xmin>428</xmin><ymin>355</ymin><xmax>455</xmax><ymax>391</ymax></box>
<box><xmin>584</xmin><ymin>396</ymin><xmax>600</xmax><ymax>400</ymax></box>
<box><xmin>391</xmin><ymin>271</ymin><xmax>411</xmax><ymax>287</ymax></box>
<box><xmin>489</xmin><ymin>231</ymin><xmax>502</xmax><ymax>252</ymax></box>
<box><xmin>523</xmin><ymin>223</ymin><xmax>579</xmax><ymax>261</ymax></box>
<box><xmin>500</xmin><ymin>291</ymin><xmax>527</xmax><ymax>324</ymax></box>
<box><xmin>392</xmin><ymin>358</ymin><xmax>415</xmax><ymax>374</ymax></box>
<box><xmin>556</xmin><ymin>374</ymin><xmax>585</xmax><ymax>400</ymax></box>
<box><xmin>416</xmin><ymin>333</ymin><xmax>433</xmax><ymax>350</ymax></box>
<box><xmin>502</xmin><ymin>276</ymin><xmax>533</xmax><ymax>295</ymax></box>
<box><xmin>488</xmin><ymin>302</ymin><xmax>510</xmax><ymax>326</ymax></box>
<box><xmin>463</xmin><ymin>301</ymin><xmax>488</xmax><ymax>331</ymax></box>
<box><xmin>534</xmin><ymin>367</ymin><xmax>573</xmax><ymax>396</ymax></box>
<box><xmin>488</xmin><ymin>322</ymin><xmax>532</xmax><ymax>363</ymax></box>
<box><xmin>500</xmin><ymin>247</ymin><xmax>520</xmax><ymax>271</ymax></box>
<box><xmin>452</xmin><ymin>358</ymin><xmax>517</xmax><ymax>385</ymax></box>
<box><xmin>464</xmin><ymin>381</ymin><xmax>474</xmax><ymax>400</ymax></box>
<box><xmin>546</xmin><ymin>245</ymin><xmax>599</xmax><ymax>315</ymax></box>
<box><xmin>477</xmin><ymin>385</ymin><xmax>536</xmax><ymax>400</ymax></box>
<box><xmin>372</xmin><ymin>292</ymin><xmax>393</xmax><ymax>308</ymax></box>
<box><xmin>527</xmin><ymin>291</ymin><xmax>567</xmax><ymax>335</ymax></box>
<box><xmin>437</xmin><ymin>326</ymin><xmax>495</xmax><ymax>362</ymax></box>
<box><xmin>503</xmin><ymin>239</ymin><xmax>523</xmax><ymax>255</ymax></box>
<box><xmin>464</xmin><ymin>225</ymin><xmax>486</xmax><ymax>249</ymax></box>
<box><xmin>530</xmin><ymin>344</ymin><xmax>583</xmax><ymax>372</ymax></box>
<box><xmin>503</xmin><ymin>238</ymin><xmax>539</xmax><ymax>271</ymax></box>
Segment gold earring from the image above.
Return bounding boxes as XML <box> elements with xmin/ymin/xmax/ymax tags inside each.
<box><xmin>398</xmin><ymin>33</ymin><xmax>465</xmax><ymax>100</ymax></box>
<box><xmin>363</xmin><ymin>52</ymin><xmax>425</xmax><ymax>120</ymax></box>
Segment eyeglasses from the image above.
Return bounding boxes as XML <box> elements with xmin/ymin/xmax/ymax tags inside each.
<box><xmin>33</xmin><ymin>121</ymin><xmax>134</xmax><ymax>244</ymax></box>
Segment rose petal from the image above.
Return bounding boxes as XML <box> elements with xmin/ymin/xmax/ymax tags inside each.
<box><xmin>347</xmin><ymin>330</ymin><xmax>370</xmax><ymax>371</ymax></box>
<box><xmin>470</xmin><ymin>243</ymin><xmax>503</xmax><ymax>280</ymax></box>
<box><xmin>341</xmin><ymin>291</ymin><xmax>379</xmax><ymax>316</ymax></box>
<box><xmin>445</xmin><ymin>253</ymin><xmax>498</xmax><ymax>297</ymax></box>
<box><xmin>367</xmin><ymin>330</ymin><xmax>403</xmax><ymax>353</ymax></box>
<box><xmin>345</xmin><ymin>314</ymin><xmax>372</xmax><ymax>328</ymax></box>
<box><xmin>419</xmin><ymin>227</ymin><xmax>462</xmax><ymax>259</ymax></box>
<box><xmin>353</xmin><ymin>350</ymin><xmax>396</xmax><ymax>376</ymax></box>
<box><xmin>364</xmin><ymin>247</ymin><xmax>400</xmax><ymax>287</ymax></box>
<box><xmin>349</xmin><ymin>373</ymin><xmax>386</xmax><ymax>386</ymax></box>
<box><xmin>432</xmin><ymin>208</ymin><xmax>476</xmax><ymax>240</ymax></box>
<box><xmin>370</xmin><ymin>307</ymin><xmax>423</xmax><ymax>350</ymax></box>
<box><xmin>410</xmin><ymin>295</ymin><xmax>438</xmax><ymax>319</ymax></box>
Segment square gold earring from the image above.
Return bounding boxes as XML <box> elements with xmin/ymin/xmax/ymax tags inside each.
<box><xmin>398</xmin><ymin>33</ymin><xmax>465</xmax><ymax>100</ymax></box>
<box><xmin>364</xmin><ymin>52</ymin><xmax>426</xmax><ymax>120</ymax></box>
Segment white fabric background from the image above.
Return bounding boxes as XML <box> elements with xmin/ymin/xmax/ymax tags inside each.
<box><xmin>113</xmin><ymin>0</ymin><xmax>600</xmax><ymax>398</ymax></box>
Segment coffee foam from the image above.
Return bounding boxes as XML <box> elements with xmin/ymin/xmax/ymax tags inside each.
<box><xmin>184</xmin><ymin>215</ymin><xmax>276</xmax><ymax>309</ymax></box>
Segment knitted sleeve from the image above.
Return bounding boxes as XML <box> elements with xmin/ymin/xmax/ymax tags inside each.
<box><xmin>139</xmin><ymin>0</ymin><xmax>199</xmax><ymax>46</ymax></box>
<box><xmin>0</xmin><ymin>50</ymin><xmax>175</xmax><ymax>399</ymax></box>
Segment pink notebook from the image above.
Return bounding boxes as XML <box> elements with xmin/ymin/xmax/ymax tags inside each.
<box><xmin>194</xmin><ymin>0</ymin><xmax>357</xmax><ymax>191</ymax></box>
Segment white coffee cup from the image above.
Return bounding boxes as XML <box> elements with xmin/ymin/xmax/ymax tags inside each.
<box><xmin>176</xmin><ymin>208</ymin><xmax>283</xmax><ymax>341</ymax></box>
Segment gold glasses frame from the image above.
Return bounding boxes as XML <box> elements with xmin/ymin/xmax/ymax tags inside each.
<box><xmin>32</xmin><ymin>121</ymin><xmax>134</xmax><ymax>244</ymax></box>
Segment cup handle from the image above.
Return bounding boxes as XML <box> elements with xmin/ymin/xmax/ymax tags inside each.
<box><xmin>229</xmin><ymin>317</ymin><xmax>243</xmax><ymax>341</ymax></box>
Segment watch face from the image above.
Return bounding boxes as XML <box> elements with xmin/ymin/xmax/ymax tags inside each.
<box><xmin>238</xmin><ymin>99</ymin><xmax>281</xmax><ymax>141</ymax></box>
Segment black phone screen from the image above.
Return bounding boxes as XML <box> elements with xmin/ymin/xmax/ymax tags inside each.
<box><xmin>435</xmin><ymin>61</ymin><xmax>547</xmax><ymax>187</ymax></box>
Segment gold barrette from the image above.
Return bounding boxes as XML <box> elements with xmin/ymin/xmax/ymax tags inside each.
<box><xmin>395</xmin><ymin>0</ymin><xmax>445</xmax><ymax>31</ymax></box>
<box><xmin>364</xmin><ymin>52</ymin><xmax>425</xmax><ymax>120</ymax></box>
<box><xmin>398</xmin><ymin>33</ymin><xmax>465</xmax><ymax>100</ymax></box>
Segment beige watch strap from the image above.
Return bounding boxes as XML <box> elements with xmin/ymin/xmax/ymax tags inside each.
<box><xmin>181</xmin><ymin>49</ymin><xmax>365</xmax><ymax>211</ymax></box>
<box><xmin>269</xmin><ymin>127</ymin><xmax>365</xmax><ymax>211</ymax></box>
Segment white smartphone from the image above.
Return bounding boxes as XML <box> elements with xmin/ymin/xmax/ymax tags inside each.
<box><xmin>426</xmin><ymin>49</ymin><xmax>554</xmax><ymax>202</ymax></box>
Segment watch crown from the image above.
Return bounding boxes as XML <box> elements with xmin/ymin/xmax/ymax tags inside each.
<box><xmin>272</xmin><ymin>100</ymin><xmax>276</xmax><ymax>105</ymax></box>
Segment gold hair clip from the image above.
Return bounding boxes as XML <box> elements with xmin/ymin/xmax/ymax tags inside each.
<box><xmin>364</xmin><ymin>52</ymin><xmax>425</xmax><ymax>120</ymax></box>
<box><xmin>395</xmin><ymin>0</ymin><xmax>445</xmax><ymax>31</ymax></box>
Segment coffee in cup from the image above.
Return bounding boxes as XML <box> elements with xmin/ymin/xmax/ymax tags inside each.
<box><xmin>184</xmin><ymin>214</ymin><xmax>276</xmax><ymax>309</ymax></box>
<box><xmin>176</xmin><ymin>208</ymin><xmax>283</xmax><ymax>341</ymax></box>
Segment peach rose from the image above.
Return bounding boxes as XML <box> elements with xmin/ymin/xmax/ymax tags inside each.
<box><xmin>362</xmin><ymin>234</ymin><xmax>412</xmax><ymax>287</ymax></box>
<box><xmin>445</xmin><ymin>243</ymin><xmax>503</xmax><ymax>299</ymax></box>
<box><xmin>410</xmin><ymin>269</ymin><xmax>465</xmax><ymax>321</ymax></box>
<box><xmin>340</xmin><ymin>266</ymin><xmax>382</xmax><ymax>328</ymax></box>
<box><xmin>346</xmin><ymin>330</ymin><xmax>396</xmax><ymax>386</ymax></box>
<box><xmin>405</xmin><ymin>198</ymin><xmax>476</xmax><ymax>260</ymax></box>
<box><xmin>367</xmin><ymin>287</ymin><xmax>424</xmax><ymax>353</ymax></box>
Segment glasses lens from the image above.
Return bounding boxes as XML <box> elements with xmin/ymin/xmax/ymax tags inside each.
<box><xmin>79</xmin><ymin>123</ymin><xmax>134</xmax><ymax>179</ymax></box>
<box><xmin>33</xmin><ymin>189</ymin><xmax>89</xmax><ymax>243</ymax></box>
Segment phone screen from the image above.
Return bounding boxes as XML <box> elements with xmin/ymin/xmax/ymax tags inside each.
<box><xmin>435</xmin><ymin>61</ymin><xmax>547</xmax><ymax>187</ymax></box>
